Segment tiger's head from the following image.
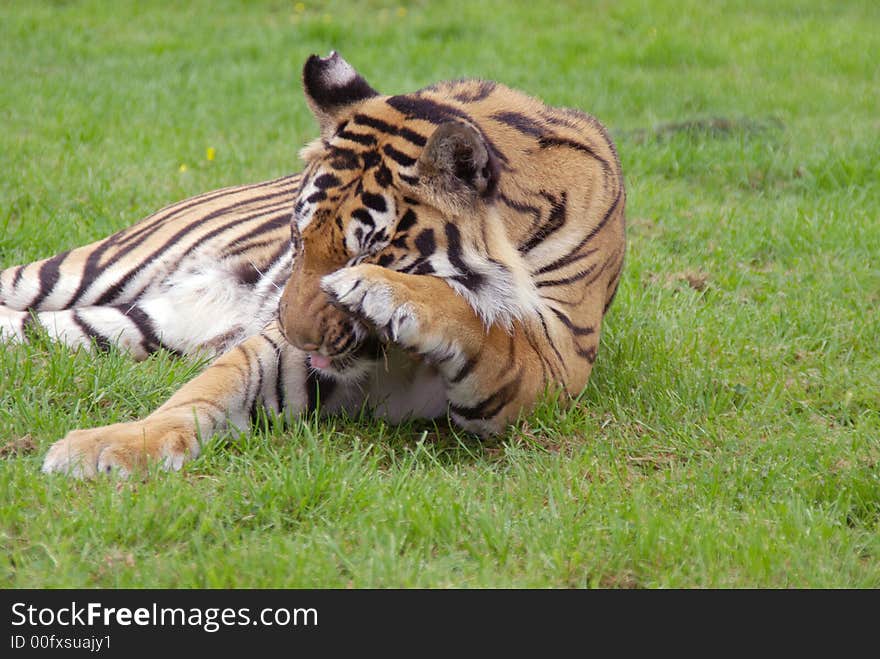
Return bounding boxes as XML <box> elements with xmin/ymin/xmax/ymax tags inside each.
<box><xmin>278</xmin><ymin>52</ymin><xmax>501</xmax><ymax>380</ymax></box>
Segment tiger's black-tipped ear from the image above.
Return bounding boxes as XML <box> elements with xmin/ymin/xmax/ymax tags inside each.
<box><xmin>303</xmin><ymin>52</ymin><xmax>379</xmax><ymax>134</ymax></box>
<box><xmin>416</xmin><ymin>121</ymin><xmax>499</xmax><ymax>210</ymax></box>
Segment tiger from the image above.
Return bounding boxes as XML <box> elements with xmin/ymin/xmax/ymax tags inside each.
<box><xmin>0</xmin><ymin>52</ymin><xmax>626</xmax><ymax>478</ymax></box>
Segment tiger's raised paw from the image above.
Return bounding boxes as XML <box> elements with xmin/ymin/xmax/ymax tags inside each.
<box><xmin>321</xmin><ymin>265</ymin><xmax>422</xmax><ymax>347</ymax></box>
<box><xmin>41</xmin><ymin>417</ymin><xmax>200</xmax><ymax>479</ymax></box>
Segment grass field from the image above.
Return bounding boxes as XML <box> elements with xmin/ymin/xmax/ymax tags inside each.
<box><xmin>1</xmin><ymin>0</ymin><xmax>878</xmax><ymax>587</ymax></box>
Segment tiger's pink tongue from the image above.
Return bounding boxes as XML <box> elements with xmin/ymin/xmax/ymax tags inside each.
<box><xmin>309</xmin><ymin>353</ymin><xmax>332</xmax><ymax>370</ymax></box>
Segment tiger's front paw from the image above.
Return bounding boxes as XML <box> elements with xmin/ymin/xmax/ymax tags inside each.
<box><xmin>41</xmin><ymin>416</ymin><xmax>200</xmax><ymax>478</ymax></box>
<box><xmin>321</xmin><ymin>265</ymin><xmax>421</xmax><ymax>347</ymax></box>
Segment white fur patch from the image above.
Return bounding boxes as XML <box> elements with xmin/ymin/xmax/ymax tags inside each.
<box><xmin>321</xmin><ymin>53</ymin><xmax>357</xmax><ymax>87</ymax></box>
<box><xmin>321</xmin><ymin>267</ymin><xmax>395</xmax><ymax>324</ymax></box>
<box><xmin>365</xmin><ymin>347</ymin><xmax>449</xmax><ymax>423</ymax></box>
<box><xmin>345</xmin><ymin>193</ymin><xmax>396</xmax><ymax>255</ymax></box>
<box><xmin>0</xmin><ymin>267</ymin><xmax>41</xmax><ymax>310</ymax></box>
<box><xmin>415</xmin><ymin>209</ymin><xmax>542</xmax><ymax>330</ymax></box>
<box><xmin>139</xmin><ymin>249</ymin><xmax>282</xmax><ymax>357</ymax></box>
<box><xmin>0</xmin><ymin>306</ymin><xmax>26</xmax><ymax>341</ymax></box>
<box><xmin>429</xmin><ymin>253</ymin><xmax>540</xmax><ymax>330</ymax></box>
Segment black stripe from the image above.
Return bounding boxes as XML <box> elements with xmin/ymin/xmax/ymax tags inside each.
<box><xmin>247</xmin><ymin>351</ymin><xmax>266</xmax><ymax>425</ymax></box>
<box><xmin>314</xmin><ymin>173</ymin><xmax>341</xmax><ymax>189</ymax></box>
<box><xmin>444</xmin><ymin>223</ymin><xmax>484</xmax><ymax>291</ymax></box>
<box><xmin>451</xmin><ymin>80</ymin><xmax>496</xmax><ymax>103</ymax></box>
<box><xmin>603</xmin><ymin>278</ymin><xmax>621</xmax><ymax>314</ymax></box>
<box><xmin>413</xmin><ymin>260</ymin><xmax>434</xmax><ymax>274</ymax></box>
<box><xmin>499</xmin><ymin>193</ymin><xmax>542</xmax><ymax>225</ymax></box>
<box><xmin>71</xmin><ymin>310</ymin><xmax>112</xmax><ymax>351</ymax></box>
<box><xmin>352</xmin><ymin>113</ymin><xmax>398</xmax><ymax>137</ymax></box>
<box><xmin>519</xmin><ymin>192</ymin><xmax>568</xmax><ymax>254</ymax></box>
<box><xmin>449</xmin><ymin>365</ymin><xmax>523</xmax><ymax>421</ymax></box>
<box><xmin>414</xmin><ymin>229</ymin><xmax>436</xmax><ymax>257</ymax></box>
<box><xmin>536</xmin><ymin>262</ymin><xmax>599</xmax><ymax>288</ymax></box>
<box><xmin>397</xmin><ymin>126</ymin><xmax>427</xmax><ymax>147</ymax></box>
<box><xmin>534</xmin><ymin>247</ymin><xmax>598</xmax><ymax>276</ymax></box>
<box><xmin>540</xmin><ymin>110</ymin><xmax>583</xmax><ymax>131</ymax></box>
<box><xmin>87</xmin><ymin>187</ymin><xmax>294</xmax><ymax>304</ymax></box>
<box><xmin>398</xmin><ymin>257</ymin><xmax>425</xmax><ymax>274</ymax></box>
<box><xmin>491</xmin><ymin>111</ymin><xmax>547</xmax><ymax>138</ymax></box>
<box><xmin>549</xmin><ymin>307</ymin><xmax>594</xmax><ymax>336</ymax></box>
<box><xmin>375</xmin><ymin>164</ymin><xmax>393</xmax><ymax>188</ymax></box>
<box><xmin>258</xmin><ymin>332</ymin><xmax>286</xmax><ymax>412</ymax></box>
<box><xmin>445</xmin><ymin>222</ymin><xmax>485</xmax><ymax>291</ymax></box>
<box><xmin>28</xmin><ymin>251</ymin><xmax>69</xmax><ymax>310</ymax></box>
<box><xmin>351</xmin><ymin>208</ymin><xmax>375</xmax><ymax>226</ymax></box>
<box><xmin>538</xmin><ymin>135</ymin><xmax>610</xmax><ymax>174</ymax></box>
<box><xmin>328</xmin><ymin>145</ymin><xmax>361</xmax><ymax>170</ymax></box>
<box><xmin>396</xmin><ymin>208</ymin><xmax>418</xmax><ymax>232</ymax></box>
<box><xmin>522</xmin><ymin>324</ymin><xmax>554</xmax><ymax>382</ymax></box>
<box><xmin>361</xmin><ymin>192</ymin><xmax>387</xmax><ymax>213</ymax></box>
<box><xmin>11</xmin><ymin>265</ymin><xmax>25</xmax><ymax>293</ymax></box>
<box><xmin>382</xmin><ymin>144</ymin><xmax>416</xmax><ymax>167</ymax></box>
<box><xmin>537</xmin><ymin>310</ymin><xmax>566</xmax><ymax>372</ymax></box>
<box><xmin>576</xmin><ymin>344</ymin><xmax>598</xmax><ymax>363</ymax></box>
<box><xmin>376</xmin><ymin>253</ymin><xmax>395</xmax><ymax>267</ymax></box>
<box><xmin>449</xmin><ymin>356</ymin><xmax>477</xmax><ymax>383</ymax></box>
<box><xmin>362</xmin><ymin>150</ymin><xmax>381</xmax><ymax>169</ymax></box>
<box><xmin>337</xmin><ymin>129</ymin><xmax>377</xmax><ymax>146</ymax></box>
<box><xmin>113</xmin><ymin>303</ymin><xmax>182</xmax><ymax>356</ymax></box>
<box><xmin>387</xmin><ymin>95</ymin><xmax>471</xmax><ymax>126</ymax></box>
<box><xmin>352</xmin><ymin>113</ymin><xmax>428</xmax><ymax>147</ymax></box>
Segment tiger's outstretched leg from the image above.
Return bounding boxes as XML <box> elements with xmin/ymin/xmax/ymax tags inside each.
<box><xmin>321</xmin><ymin>264</ymin><xmax>607</xmax><ymax>436</ymax></box>
<box><xmin>40</xmin><ymin>322</ymin><xmax>330</xmax><ymax>477</ymax></box>
<box><xmin>1</xmin><ymin>304</ymin><xmax>174</xmax><ymax>359</ymax></box>
<box><xmin>0</xmin><ymin>175</ymin><xmax>298</xmax><ymax>359</ymax></box>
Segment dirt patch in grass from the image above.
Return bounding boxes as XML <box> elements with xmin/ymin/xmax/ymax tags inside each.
<box><xmin>598</xmin><ymin>570</ymin><xmax>641</xmax><ymax>589</ymax></box>
<box><xmin>644</xmin><ymin>269</ymin><xmax>710</xmax><ymax>291</ymax></box>
<box><xmin>0</xmin><ymin>435</ymin><xmax>36</xmax><ymax>458</ymax></box>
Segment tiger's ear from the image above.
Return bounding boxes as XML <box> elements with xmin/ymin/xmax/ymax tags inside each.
<box><xmin>416</xmin><ymin>121</ymin><xmax>499</xmax><ymax>211</ymax></box>
<box><xmin>302</xmin><ymin>52</ymin><xmax>379</xmax><ymax>134</ymax></box>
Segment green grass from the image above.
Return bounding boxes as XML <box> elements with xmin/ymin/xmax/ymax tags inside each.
<box><xmin>1</xmin><ymin>0</ymin><xmax>879</xmax><ymax>587</ymax></box>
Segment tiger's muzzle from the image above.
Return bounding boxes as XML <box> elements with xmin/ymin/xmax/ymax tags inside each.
<box><xmin>277</xmin><ymin>267</ymin><xmax>359</xmax><ymax>360</ymax></box>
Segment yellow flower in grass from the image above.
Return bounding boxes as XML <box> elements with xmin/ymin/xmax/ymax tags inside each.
<box><xmin>178</xmin><ymin>163</ymin><xmax>188</xmax><ymax>173</ymax></box>
<box><xmin>206</xmin><ymin>147</ymin><xmax>216</xmax><ymax>161</ymax></box>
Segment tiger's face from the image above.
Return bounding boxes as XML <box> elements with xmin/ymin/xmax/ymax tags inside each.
<box><xmin>278</xmin><ymin>118</ymin><xmax>414</xmax><ymax>377</ymax></box>
<box><xmin>278</xmin><ymin>53</ymin><xmax>499</xmax><ymax>380</ymax></box>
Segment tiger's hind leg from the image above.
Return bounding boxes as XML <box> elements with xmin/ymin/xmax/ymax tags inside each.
<box><xmin>1</xmin><ymin>246</ymin><xmax>292</xmax><ymax>360</ymax></box>
<box><xmin>0</xmin><ymin>303</ymin><xmax>167</xmax><ymax>359</ymax></box>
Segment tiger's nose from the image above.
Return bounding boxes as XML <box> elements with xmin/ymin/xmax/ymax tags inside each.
<box><xmin>279</xmin><ymin>314</ymin><xmax>324</xmax><ymax>353</ymax></box>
